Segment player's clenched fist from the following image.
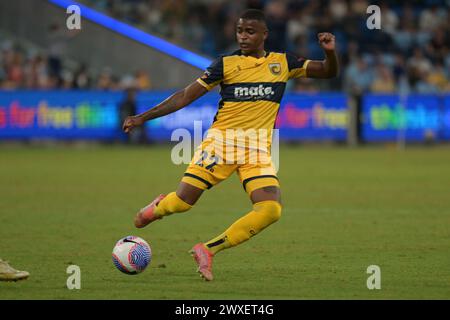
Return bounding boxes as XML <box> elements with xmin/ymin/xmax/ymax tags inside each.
<box><xmin>122</xmin><ymin>115</ymin><xmax>144</xmax><ymax>133</ymax></box>
<box><xmin>318</xmin><ymin>32</ymin><xmax>336</xmax><ymax>51</ymax></box>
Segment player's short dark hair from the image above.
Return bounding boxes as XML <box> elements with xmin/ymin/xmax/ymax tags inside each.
<box><xmin>240</xmin><ymin>9</ymin><xmax>266</xmax><ymax>24</ymax></box>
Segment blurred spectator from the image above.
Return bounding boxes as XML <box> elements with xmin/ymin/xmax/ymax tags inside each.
<box><xmin>419</xmin><ymin>4</ymin><xmax>448</xmax><ymax>32</ymax></box>
<box><xmin>329</xmin><ymin>0</ymin><xmax>348</xmax><ymax>23</ymax></box>
<box><xmin>47</xmin><ymin>24</ymin><xmax>65</xmax><ymax>84</ymax></box>
<box><xmin>61</xmin><ymin>69</ymin><xmax>74</xmax><ymax>89</ymax></box>
<box><xmin>344</xmin><ymin>57</ymin><xmax>374</xmax><ymax>95</ymax></box>
<box><xmin>407</xmin><ymin>48</ymin><xmax>433</xmax><ymax>88</ymax></box>
<box><xmin>392</xmin><ymin>53</ymin><xmax>407</xmax><ymax>82</ymax></box>
<box><xmin>23</xmin><ymin>54</ymin><xmax>49</xmax><ymax>89</ymax></box>
<box><xmin>415</xmin><ymin>71</ymin><xmax>439</xmax><ymax>94</ymax></box>
<box><xmin>119</xmin><ymin>88</ymin><xmax>146</xmax><ymax>144</ymax></box>
<box><xmin>287</xmin><ymin>9</ymin><xmax>303</xmax><ymax>41</ymax></box>
<box><xmin>73</xmin><ymin>64</ymin><xmax>91</xmax><ymax>89</ymax></box>
<box><xmin>427</xmin><ymin>28</ymin><xmax>450</xmax><ymax>62</ymax></box>
<box><xmin>135</xmin><ymin>70</ymin><xmax>152</xmax><ymax>90</ymax></box>
<box><xmin>6</xmin><ymin>51</ymin><xmax>24</xmax><ymax>88</ymax></box>
<box><xmin>392</xmin><ymin>18</ymin><xmax>416</xmax><ymax>53</ymax></box>
<box><xmin>427</xmin><ymin>62</ymin><xmax>449</xmax><ymax>91</ymax></box>
<box><xmin>265</xmin><ymin>0</ymin><xmax>288</xmax><ymax>52</ymax></box>
<box><xmin>96</xmin><ymin>67</ymin><xmax>115</xmax><ymax>90</ymax></box>
<box><xmin>350</xmin><ymin>0</ymin><xmax>369</xmax><ymax>16</ymax></box>
<box><xmin>119</xmin><ymin>74</ymin><xmax>136</xmax><ymax>90</ymax></box>
<box><xmin>380</xmin><ymin>2</ymin><xmax>399</xmax><ymax>36</ymax></box>
<box><xmin>119</xmin><ymin>88</ymin><xmax>137</xmax><ymax>126</ymax></box>
<box><xmin>371</xmin><ymin>65</ymin><xmax>397</xmax><ymax>93</ymax></box>
<box><xmin>47</xmin><ymin>23</ymin><xmax>80</xmax><ymax>85</ymax></box>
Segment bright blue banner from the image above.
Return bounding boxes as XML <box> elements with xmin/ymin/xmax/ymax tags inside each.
<box><xmin>2</xmin><ymin>91</ymin><xmax>448</xmax><ymax>142</ymax></box>
<box><xmin>361</xmin><ymin>94</ymin><xmax>441</xmax><ymax>142</ymax></box>
<box><xmin>0</xmin><ymin>91</ymin><xmax>121</xmax><ymax>139</ymax></box>
<box><xmin>276</xmin><ymin>94</ymin><xmax>348</xmax><ymax>141</ymax></box>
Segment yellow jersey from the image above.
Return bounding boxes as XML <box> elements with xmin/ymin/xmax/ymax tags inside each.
<box><xmin>196</xmin><ymin>50</ymin><xmax>310</xmax><ymax>152</ymax></box>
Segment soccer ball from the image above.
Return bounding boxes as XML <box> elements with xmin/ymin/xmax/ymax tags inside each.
<box><xmin>112</xmin><ymin>236</ymin><xmax>152</xmax><ymax>274</ymax></box>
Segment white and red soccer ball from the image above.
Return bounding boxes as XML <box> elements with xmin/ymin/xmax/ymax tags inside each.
<box><xmin>112</xmin><ymin>236</ymin><xmax>152</xmax><ymax>274</ymax></box>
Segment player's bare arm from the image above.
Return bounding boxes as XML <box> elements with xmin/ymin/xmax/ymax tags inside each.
<box><xmin>306</xmin><ymin>32</ymin><xmax>339</xmax><ymax>79</ymax></box>
<box><xmin>122</xmin><ymin>81</ymin><xmax>207</xmax><ymax>133</ymax></box>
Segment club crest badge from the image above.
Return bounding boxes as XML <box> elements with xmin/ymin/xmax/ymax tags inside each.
<box><xmin>269</xmin><ymin>63</ymin><xmax>281</xmax><ymax>75</ymax></box>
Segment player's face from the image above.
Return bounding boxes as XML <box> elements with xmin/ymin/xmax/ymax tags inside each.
<box><xmin>236</xmin><ymin>19</ymin><xmax>268</xmax><ymax>55</ymax></box>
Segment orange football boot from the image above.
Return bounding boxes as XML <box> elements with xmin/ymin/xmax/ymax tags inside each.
<box><xmin>134</xmin><ymin>194</ymin><xmax>166</xmax><ymax>228</ymax></box>
<box><xmin>190</xmin><ymin>243</ymin><xmax>214</xmax><ymax>281</ymax></box>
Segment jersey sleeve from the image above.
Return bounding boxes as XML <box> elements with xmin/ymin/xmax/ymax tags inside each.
<box><xmin>286</xmin><ymin>52</ymin><xmax>311</xmax><ymax>79</ymax></box>
<box><xmin>196</xmin><ymin>56</ymin><xmax>224</xmax><ymax>90</ymax></box>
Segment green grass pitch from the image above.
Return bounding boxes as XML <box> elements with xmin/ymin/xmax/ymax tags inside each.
<box><xmin>1</xmin><ymin>144</ymin><xmax>449</xmax><ymax>299</ymax></box>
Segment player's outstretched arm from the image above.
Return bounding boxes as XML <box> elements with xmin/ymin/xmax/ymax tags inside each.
<box><xmin>122</xmin><ymin>81</ymin><xmax>208</xmax><ymax>133</ymax></box>
<box><xmin>306</xmin><ymin>32</ymin><xmax>339</xmax><ymax>79</ymax></box>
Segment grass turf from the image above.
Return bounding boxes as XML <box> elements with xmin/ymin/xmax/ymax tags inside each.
<box><xmin>0</xmin><ymin>144</ymin><xmax>449</xmax><ymax>299</ymax></box>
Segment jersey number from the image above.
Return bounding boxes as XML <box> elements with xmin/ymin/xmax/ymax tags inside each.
<box><xmin>195</xmin><ymin>151</ymin><xmax>219</xmax><ymax>172</ymax></box>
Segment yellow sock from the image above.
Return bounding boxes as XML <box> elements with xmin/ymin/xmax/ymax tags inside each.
<box><xmin>204</xmin><ymin>200</ymin><xmax>282</xmax><ymax>255</ymax></box>
<box><xmin>204</xmin><ymin>232</ymin><xmax>232</xmax><ymax>255</ymax></box>
<box><xmin>154</xmin><ymin>192</ymin><xmax>192</xmax><ymax>217</ymax></box>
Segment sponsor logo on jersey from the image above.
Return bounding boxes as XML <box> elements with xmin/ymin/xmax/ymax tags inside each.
<box><xmin>234</xmin><ymin>85</ymin><xmax>275</xmax><ymax>99</ymax></box>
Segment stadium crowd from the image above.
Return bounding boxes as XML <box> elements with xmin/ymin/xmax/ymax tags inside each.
<box><xmin>1</xmin><ymin>0</ymin><xmax>449</xmax><ymax>93</ymax></box>
<box><xmin>0</xmin><ymin>26</ymin><xmax>152</xmax><ymax>91</ymax></box>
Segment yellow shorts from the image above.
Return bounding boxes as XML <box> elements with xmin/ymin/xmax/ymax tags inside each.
<box><xmin>181</xmin><ymin>141</ymin><xmax>279</xmax><ymax>194</ymax></box>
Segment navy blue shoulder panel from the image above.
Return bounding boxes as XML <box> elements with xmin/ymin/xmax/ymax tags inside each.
<box><xmin>285</xmin><ymin>52</ymin><xmax>307</xmax><ymax>71</ymax></box>
<box><xmin>201</xmin><ymin>56</ymin><xmax>224</xmax><ymax>85</ymax></box>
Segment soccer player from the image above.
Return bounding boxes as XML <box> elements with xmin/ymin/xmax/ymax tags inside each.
<box><xmin>0</xmin><ymin>259</ymin><xmax>29</xmax><ymax>281</ymax></box>
<box><xmin>123</xmin><ymin>9</ymin><xmax>338</xmax><ymax>281</ymax></box>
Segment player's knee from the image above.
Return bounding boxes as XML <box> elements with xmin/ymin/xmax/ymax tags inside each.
<box><xmin>255</xmin><ymin>200</ymin><xmax>282</xmax><ymax>224</ymax></box>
